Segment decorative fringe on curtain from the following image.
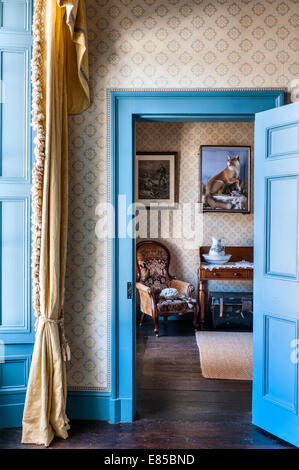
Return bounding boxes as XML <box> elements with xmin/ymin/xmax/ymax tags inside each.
<box><xmin>31</xmin><ymin>0</ymin><xmax>46</xmax><ymax>322</ymax></box>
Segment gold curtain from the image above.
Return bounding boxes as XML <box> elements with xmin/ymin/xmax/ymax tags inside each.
<box><xmin>22</xmin><ymin>0</ymin><xmax>90</xmax><ymax>446</ymax></box>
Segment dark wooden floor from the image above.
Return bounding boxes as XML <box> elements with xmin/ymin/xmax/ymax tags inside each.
<box><xmin>0</xmin><ymin>320</ymin><xmax>293</xmax><ymax>449</ymax></box>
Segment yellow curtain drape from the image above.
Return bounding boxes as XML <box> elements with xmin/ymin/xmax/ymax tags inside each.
<box><xmin>22</xmin><ymin>0</ymin><xmax>90</xmax><ymax>446</ymax></box>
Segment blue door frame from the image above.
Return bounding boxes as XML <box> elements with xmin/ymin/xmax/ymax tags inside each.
<box><xmin>109</xmin><ymin>89</ymin><xmax>285</xmax><ymax>423</ymax></box>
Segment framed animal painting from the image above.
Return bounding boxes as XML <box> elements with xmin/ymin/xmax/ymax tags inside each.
<box><xmin>200</xmin><ymin>145</ymin><xmax>251</xmax><ymax>213</ymax></box>
<box><xmin>136</xmin><ymin>152</ymin><xmax>178</xmax><ymax>207</ymax></box>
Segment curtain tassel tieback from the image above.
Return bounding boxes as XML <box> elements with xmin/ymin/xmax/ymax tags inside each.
<box><xmin>61</xmin><ymin>341</ymin><xmax>71</xmax><ymax>363</ymax></box>
<box><xmin>35</xmin><ymin>315</ymin><xmax>71</xmax><ymax>362</ymax></box>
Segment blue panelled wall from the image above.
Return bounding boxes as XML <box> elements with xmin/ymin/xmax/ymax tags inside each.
<box><xmin>0</xmin><ymin>0</ymin><xmax>34</xmax><ymax>428</ymax></box>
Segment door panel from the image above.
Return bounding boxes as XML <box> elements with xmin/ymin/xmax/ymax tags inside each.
<box><xmin>0</xmin><ymin>198</ymin><xmax>30</xmax><ymax>330</ymax></box>
<box><xmin>0</xmin><ymin>344</ymin><xmax>32</xmax><ymax>428</ymax></box>
<box><xmin>254</xmin><ymin>102</ymin><xmax>299</xmax><ymax>447</ymax></box>
<box><xmin>267</xmin><ymin>122</ymin><xmax>299</xmax><ymax>159</ymax></box>
<box><xmin>264</xmin><ymin>315</ymin><xmax>297</xmax><ymax>412</ymax></box>
<box><xmin>0</xmin><ymin>0</ymin><xmax>31</xmax><ymax>33</ymax></box>
<box><xmin>266</xmin><ymin>176</ymin><xmax>298</xmax><ymax>278</ymax></box>
<box><xmin>0</xmin><ymin>1</ymin><xmax>33</xmax><ymax>428</ymax></box>
<box><xmin>0</xmin><ymin>47</ymin><xmax>29</xmax><ymax>179</ymax></box>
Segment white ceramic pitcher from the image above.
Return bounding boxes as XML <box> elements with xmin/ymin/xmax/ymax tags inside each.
<box><xmin>209</xmin><ymin>237</ymin><xmax>225</xmax><ymax>257</ymax></box>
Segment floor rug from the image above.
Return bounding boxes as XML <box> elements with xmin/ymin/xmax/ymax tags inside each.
<box><xmin>195</xmin><ymin>331</ymin><xmax>252</xmax><ymax>380</ymax></box>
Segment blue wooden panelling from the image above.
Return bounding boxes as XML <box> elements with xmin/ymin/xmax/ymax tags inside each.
<box><xmin>0</xmin><ymin>1</ymin><xmax>31</xmax><ymax>33</ymax></box>
<box><xmin>254</xmin><ymin>101</ymin><xmax>299</xmax><ymax>448</ymax></box>
<box><xmin>267</xmin><ymin>122</ymin><xmax>299</xmax><ymax>159</ymax></box>
<box><xmin>0</xmin><ymin>48</ymin><xmax>29</xmax><ymax>179</ymax></box>
<box><xmin>0</xmin><ymin>344</ymin><xmax>32</xmax><ymax>428</ymax></box>
<box><xmin>0</xmin><ymin>1</ymin><xmax>33</xmax><ymax>429</ymax></box>
<box><xmin>264</xmin><ymin>315</ymin><xmax>297</xmax><ymax>413</ymax></box>
<box><xmin>0</xmin><ymin>356</ymin><xmax>29</xmax><ymax>390</ymax></box>
<box><xmin>0</xmin><ymin>198</ymin><xmax>30</xmax><ymax>330</ymax></box>
<box><xmin>266</xmin><ymin>175</ymin><xmax>298</xmax><ymax>279</ymax></box>
<box><xmin>109</xmin><ymin>89</ymin><xmax>285</xmax><ymax>423</ymax></box>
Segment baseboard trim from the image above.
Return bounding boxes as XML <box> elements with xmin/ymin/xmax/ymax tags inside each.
<box><xmin>67</xmin><ymin>391</ymin><xmax>133</xmax><ymax>423</ymax></box>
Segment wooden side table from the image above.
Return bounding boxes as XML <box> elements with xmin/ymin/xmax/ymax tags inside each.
<box><xmin>198</xmin><ymin>246</ymin><xmax>253</xmax><ymax>329</ymax></box>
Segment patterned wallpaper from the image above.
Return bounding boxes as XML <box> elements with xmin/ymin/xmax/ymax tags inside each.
<box><xmin>65</xmin><ymin>0</ymin><xmax>298</xmax><ymax>390</ymax></box>
<box><xmin>136</xmin><ymin>121</ymin><xmax>254</xmax><ymax>293</ymax></box>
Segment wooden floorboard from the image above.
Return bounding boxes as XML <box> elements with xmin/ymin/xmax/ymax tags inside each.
<box><xmin>0</xmin><ymin>419</ymin><xmax>293</xmax><ymax>449</ymax></box>
<box><xmin>0</xmin><ymin>319</ymin><xmax>293</xmax><ymax>449</ymax></box>
<box><xmin>137</xmin><ymin>328</ymin><xmax>252</xmax><ymax>391</ymax></box>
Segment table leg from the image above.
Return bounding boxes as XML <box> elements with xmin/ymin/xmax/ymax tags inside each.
<box><xmin>198</xmin><ymin>280</ymin><xmax>205</xmax><ymax>330</ymax></box>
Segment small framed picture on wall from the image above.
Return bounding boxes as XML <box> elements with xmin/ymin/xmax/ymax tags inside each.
<box><xmin>136</xmin><ymin>152</ymin><xmax>178</xmax><ymax>207</ymax></box>
<box><xmin>200</xmin><ymin>145</ymin><xmax>251</xmax><ymax>213</ymax></box>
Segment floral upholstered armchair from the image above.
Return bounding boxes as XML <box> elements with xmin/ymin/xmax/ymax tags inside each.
<box><xmin>136</xmin><ymin>241</ymin><xmax>199</xmax><ymax>336</ymax></box>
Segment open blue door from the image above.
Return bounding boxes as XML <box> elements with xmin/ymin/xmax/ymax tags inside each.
<box><xmin>254</xmin><ymin>102</ymin><xmax>299</xmax><ymax>447</ymax></box>
<box><xmin>0</xmin><ymin>0</ymin><xmax>34</xmax><ymax>428</ymax></box>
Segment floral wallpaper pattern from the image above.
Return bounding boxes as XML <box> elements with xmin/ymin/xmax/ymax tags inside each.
<box><xmin>65</xmin><ymin>0</ymin><xmax>298</xmax><ymax>390</ymax></box>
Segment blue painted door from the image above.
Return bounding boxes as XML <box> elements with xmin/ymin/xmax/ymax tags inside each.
<box><xmin>0</xmin><ymin>0</ymin><xmax>33</xmax><ymax>428</ymax></box>
<box><xmin>253</xmin><ymin>102</ymin><xmax>299</xmax><ymax>447</ymax></box>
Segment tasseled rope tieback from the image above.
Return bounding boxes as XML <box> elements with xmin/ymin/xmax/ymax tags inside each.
<box><xmin>35</xmin><ymin>312</ymin><xmax>71</xmax><ymax>362</ymax></box>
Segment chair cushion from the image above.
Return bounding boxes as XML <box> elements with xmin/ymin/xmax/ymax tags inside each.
<box><xmin>157</xmin><ymin>297</ymin><xmax>189</xmax><ymax>313</ymax></box>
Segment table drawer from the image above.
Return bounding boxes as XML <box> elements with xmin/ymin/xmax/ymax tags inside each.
<box><xmin>200</xmin><ymin>269</ymin><xmax>249</xmax><ymax>280</ymax></box>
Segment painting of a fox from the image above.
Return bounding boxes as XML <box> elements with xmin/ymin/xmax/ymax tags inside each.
<box><xmin>205</xmin><ymin>155</ymin><xmax>241</xmax><ymax>210</ymax></box>
<box><xmin>200</xmin><ymin>146</ymin><xmax>250</xmax><ymax>213</ymax></box>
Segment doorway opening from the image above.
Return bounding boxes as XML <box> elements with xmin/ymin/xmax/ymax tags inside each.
<box><xmin>110</xmin><ymin>89</ymin><xmax>285</xmax><ymax>428</ymax></box>
<box><xmin>134</xmin><ymin>119</ymin><xmax>254</xmax><ymax>433</ymax></box>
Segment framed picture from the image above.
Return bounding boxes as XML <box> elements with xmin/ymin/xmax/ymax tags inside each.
<box><xmin>136</xmin><ymin>152</ymin><xmax>178</xmax><ymax>207</ymax></box>
<box><xmin>200</xmin><ymin>145</ymin><xmax>251</xmax><ymax>213</ymax></box>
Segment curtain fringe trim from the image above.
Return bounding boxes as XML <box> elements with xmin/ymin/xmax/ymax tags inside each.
<box><xmin>31</xmin><ymin>0</ymin><xmax>46</xmax><ymax>319</ymax></box>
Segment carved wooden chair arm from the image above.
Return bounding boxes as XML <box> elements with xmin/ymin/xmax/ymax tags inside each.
<box><xmin>170</xmin><ymin>279</ymin><xmax>194</xmax><ymax>297</ymax></box>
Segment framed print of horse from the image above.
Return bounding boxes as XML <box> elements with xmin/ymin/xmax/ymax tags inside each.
<box><xmin>200</xmin><ymin>145</ymin><xmax>251</xmax><ymax>213</ymax></box>
<box><xmin>136</xmin><ymin>152</ymin><xmax>178</xmax><ymax>207</ymax></box>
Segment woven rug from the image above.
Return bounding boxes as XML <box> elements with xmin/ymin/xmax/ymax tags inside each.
<box><xmin>195</xmin><ymin>331</ymin><xmax>253</xmax><ymax>380</ymax></box>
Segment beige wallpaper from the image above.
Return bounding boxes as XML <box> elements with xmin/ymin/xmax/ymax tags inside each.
<box><xmin>65</xmin><ymin>0</ymin><xmax>298</xmax><ymax>390</ymax></box>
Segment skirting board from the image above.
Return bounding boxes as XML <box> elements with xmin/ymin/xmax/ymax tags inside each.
<box><xmin>0</xmin><ymin>393</ymin><xmax>133</xmax><ymax>429</ymax></box>
<box><xmin>66</xmin><ymin>392</ymin><xmax>133</xmax><ymax>424</ymax></box>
